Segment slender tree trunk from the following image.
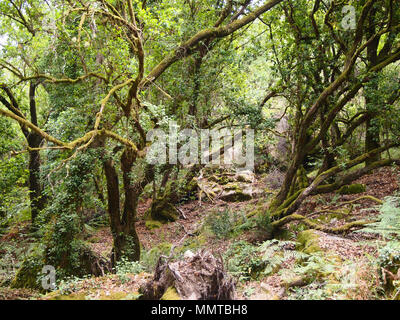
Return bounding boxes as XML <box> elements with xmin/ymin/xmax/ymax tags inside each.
<box><xmin>27</xmin><ymin>140</ymin><xmax>45</xmax><ymax>223</ymax></box>
<box><xmin>28</xmin><ymin>83</ymin><xmax>45</xmax><ymax>225</ymax></box>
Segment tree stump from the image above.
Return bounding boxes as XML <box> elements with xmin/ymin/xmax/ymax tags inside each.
<box><xmin>139</xmin><ymin>249</ymin><xmax>235</xmax><ymax>300</ymax></box>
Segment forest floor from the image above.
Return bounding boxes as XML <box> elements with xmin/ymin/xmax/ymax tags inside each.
<box><xmin>0</xmin><ymin>166</ymin><xmax>399</xmax><ymax>300</ymax></box>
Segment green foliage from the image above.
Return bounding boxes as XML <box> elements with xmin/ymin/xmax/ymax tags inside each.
<box><xmin>36</xmin><ymin>150</ymin><xmax>101</xmax><ymax>278</ymax></box>
<box><xmin>140</xmin><ymin>242</ymin><xmax>172</xmax><ymax>272</ymax></box>
<box><xmin>359</xmin><ymin>197</ymin><xmax>400</xmax><ymax>239</ymax></box>
<box><xmin>0</xmin><ymin>0</ymin><xmax>399</xmax><ymax>301</ymax></box>
<box><xmin>377</xmin><ymin>241</ymin><xmax>400</xmax><ymax>291</ymax></box>
<box><xmin>224</xmin><ymin>241</ymin><xmax>264</xmax><ymax>282</ymax></box>
<box><xmin>224</xmin><ymin>240</ymin><xmax>305</xmax><ymax>282</ymax></box>
<box><xmin>0</xmin><ymin>118</ymin><xmax>29</xmax><ymax>226</ymax></box>
<box><xmin>0</xmin><ymin>239</ymin><xmax>36</xmax><ymax>286</ymax></box>
<box><xmin>204</xmin><ymin>209</ymin><xmax>247</xmax><ymax>239</ymax></box>
<box><xmin>115</xmin><ymin>257</ymin><xmax>145</xmax><ymax>284</ymax></box>
<box><xmin>254</xmin><ymin>212</ymin><xmax>273</xmax><ymax>234</ymax></box>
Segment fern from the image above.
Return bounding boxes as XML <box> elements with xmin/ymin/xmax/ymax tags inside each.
<box><xmin>358</xmin><ymin>197</ymin><xmax>400</xmax><ymax>239</ymax></box>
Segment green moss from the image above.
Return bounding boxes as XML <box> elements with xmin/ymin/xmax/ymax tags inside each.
<box><xmin>146</xmin><ymin>242</ymin><xmax>172</xmax><ymax>258</ymax></box>
<box><xmin>296</xmin><ymin>230</ymin><xmax>322</xmax><ymax>254</ymax></box>
<box><xmin>160</xmin><ymin>287</ymin><xmax>181</xmax><ymax>300</ymax></box>
<box><xmin>99</xmin><ymin>291</ymin><xmax>138</xmax><ymax>300</ymax></box>
<box><xmin>209</xmin><ymin>175</ymin><xmax>230</xmax><ymax>185</ymax></box>
<box><xmin>224</xmin><ymin>183</ymin><xmax>242</xmax><ymax>192</ymax></box>
<box><xmin>145</xmin><ymin>220</ymin><xmax>163</xmax><ymax>230</ymax></box>
<box><xmin>337</xmin><ymin>184</ymin><xmax>366</xmax><ymax>195</ymax></box>
<box><xmin>316</xmin><ymin>210</ymin><xmax>348</xmax><ymax>224</ymax></box>
<box><xmin>176</xmin><ymin>234</ymin><xmax>207</xmax><ymax>254</ymax></box>
<box><xmin>297</xmin><ymin>166</ymin><xmax>308</xmax><ymax>189</ymax></box>
<box><xmin>10</xmin><ymin>247</ymin><xmax>45</xmax><ymax>291</ymax></box>
<box><xmin>142</xmin><ymin>242</ymin><xmax>173</xmax><ymax>270</ymax></box>
<box><xmin>46</xmin><ymin>291</ymin><xmax>87</xmax><ymax>300</ymax></box>
<box><xmin>149</xmin><ymin>198</ymin><xmax>179</xmax><ymax>222</ymax></box>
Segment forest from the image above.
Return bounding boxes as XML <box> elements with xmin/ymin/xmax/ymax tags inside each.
<box><xmin>0</xmin><ymin>0</ymin><xmax>400</xmax><ymax>301</ymax></box>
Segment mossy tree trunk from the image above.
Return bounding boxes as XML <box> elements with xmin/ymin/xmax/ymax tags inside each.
<box><xmin>104</xmin><ymin>148</ymin><xmax>154</xmax><ymax>266</ymax></box>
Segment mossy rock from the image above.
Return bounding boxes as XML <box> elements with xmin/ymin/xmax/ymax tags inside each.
<box><xmin>220</xmin><ymin>190</ymin><xmax>252</xmax><ymax>202</ymax></box>
<box><xmin>145</xmin><ymin>220</ymin><xmax>163</xmax><ymax>230</ymax></box>
<box><xmin>208</xmin><ymin>175</ymin><xmax>230</xmax><ymax>185</ymax></box>
<box><xmin>236</xmin><ymin>173</ymin><xmax>254</xmax><ymax>183</ymax></box>
<box><xmin>281</xmin><ymin>275</ymin><xmax>310</xmax><ymax>289</ymax></box>
<box><xmin>10</xmin><ymin>247</ymin><xmax>45</xmax><ymax>291</ymax></box>
<box><xmin>296</xmin><ymin>230</ymin><xmax>322</xmax><ymax>254</ymax></box>
<box><xmin>149</xmin><ymin>198</ymin><xmax>179</xmax><ymax>222</ymax></box>
<box><xmin>223</xmin><ymin>183</ymin><xmax>242</xmax><ymax>192</ymax></box>
<box><xmin>160</xmin><ymin>287</ymin><xmax>181</xmax><ymax>300</ymax></box>
<box><xmin>337</xmin><ymin>184</ymin><xmax>366</xmax><ymax>195</ymax></box>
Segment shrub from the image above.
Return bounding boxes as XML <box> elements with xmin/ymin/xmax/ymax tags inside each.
<box><xmin>205</xmin><ymin>209</ymin><xmax>244</xmax><ymax>239</ymax></box>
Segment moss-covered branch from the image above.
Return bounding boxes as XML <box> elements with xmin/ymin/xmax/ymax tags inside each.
<box><xmin>271</xmin><ymin>213</ymin><xmax>376</xmax><ymax>235</ymax></box>
<box><xmin>0</xmin><ymin>107</ymin><xmax>140</xmax><ymax>155</ymax></box>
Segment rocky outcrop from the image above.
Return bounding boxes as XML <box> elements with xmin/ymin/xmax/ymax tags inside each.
<box><xmin>198</xmin><ymin>168</ymin><xmax>264</xmax><ymax>203</ymax></box>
